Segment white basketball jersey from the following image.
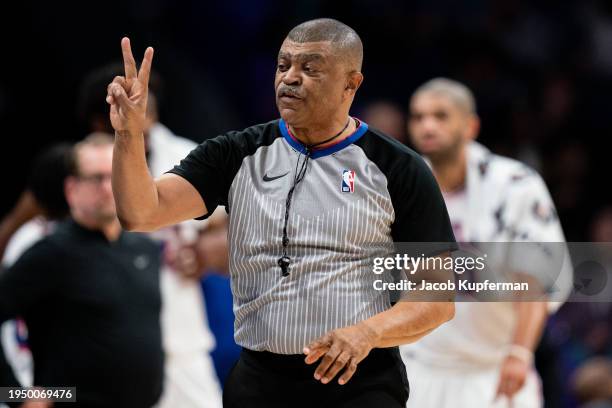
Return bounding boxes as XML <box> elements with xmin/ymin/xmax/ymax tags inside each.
<box><xmin>402</xmin><ymin>189</ymin><xmax>516</xmax><ymax>368</ymax></box>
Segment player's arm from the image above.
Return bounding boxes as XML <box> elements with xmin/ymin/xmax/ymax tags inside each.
<box><xmin>495</xmin><ymin>274</ymin><xmax>548</xmax><ymax>399</ymax></box>
<box><xmin>107</xmin><ymin>38</ymin><xmax>207</xmax><ymax>232</ymax></box>
<box><xmin>0</xmin><ymin>194</ymin><xmax>44</xmax><ymax>391</ymax></box>
<box><xmin>510</xmin><ymin>300</ymin><xmax>547</xmax><ymax>352</ymax></box>
<box><xmin>0</xmin><ymin>190</ymin><xmax>42</xmax><ymax>260</ymax></box>
<box><xmin>495</xmin><ymin>173</ymin><xmax>567</xmax><ymax>400</ymax></box>
<box><xmin>0</xmin><ymin>240</ymin><xmax>61</xmax><ymax>390</ymax></box>
<box><xmin>507</xmin><ymin>274</ymin><xmax>548</xmax><ymax>355</ymax></box>
<box><xmin>0</xmin><ymin>333</ymin><xmax>20</xmax><ymax>389</ymax></box>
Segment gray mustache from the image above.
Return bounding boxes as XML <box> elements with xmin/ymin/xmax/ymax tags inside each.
<box><xmin>277</xmin><ymin>86</ymin><xmax>302</xmax><ymax>98</ymax></box>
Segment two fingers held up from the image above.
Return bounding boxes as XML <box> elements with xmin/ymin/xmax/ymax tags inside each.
<box><xmin>106</xmin><ymin>37</ymin><xmax>154</xmax><ymax>136</ymax></box>
<box><xmin>303</xmin><ymin>322</ymin><xmax>380</xmax><ymax>386</ymax></box>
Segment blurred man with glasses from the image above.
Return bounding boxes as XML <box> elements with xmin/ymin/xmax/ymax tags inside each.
<box><xmin>0</xmin><ymin>133</ymin><xmax>164</xmax><ymax>408</ymax></box>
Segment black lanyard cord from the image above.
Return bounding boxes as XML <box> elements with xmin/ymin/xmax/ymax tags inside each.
<box><xmin>277</xmin><ymin>118</ymin><xmax>351</xmax><ymax>277</ymax></box>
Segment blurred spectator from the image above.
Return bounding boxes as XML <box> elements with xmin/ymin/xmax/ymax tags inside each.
<box><xmin>571</xmin><ymin>357</ymin><xmax>612</xmax><ymax>408</ymax></box>
<box><xmin>0</xmin><ymin>143</ymin><xmax>73</xmax><ymax>395</ymax></box>
<box><xmin>0</xmin><ymin>143</ymin><xmax>71</xmax><ymax>260</ymax></box>
<box><xmin>544</xmin><ymin>141</ymin><xmax>591</xmax><ymax>241</ymax></box>
<box><xmin>0</xmin><ymin>134</ymin><xmax>164</xmax><ymax>407</ymax></box>
<box><xmin>361</xmin><ymin>100</ymin><xmax>407</xmax><ymax>144</ymax></box>
<box><xmin>590</xmin><ymin>206</ymin><xmax>612</xmax><ymax>243</ymax></box>
<box><xmin>494</xmin><ymin>1</ymin><xmax>561</xmax><ymax>68</ymax></box>
<box><xmin>0</xmin><ymin>142</ymin><xmax>72</xmax><ymax>262</ymax></box>
<box><xmin>544</xmin><ymin>206</ymin><xmax>612</xmax><ymax>407</ymax></box>
<box><xmin>540</xmin><ymin>74</ymin><xmax>575</xmax><ymax>140</ymax></box>
<box><xmin>584</xmin><ymin>1</ymin><xmax>612</xmax><ymax>78</ymax></box>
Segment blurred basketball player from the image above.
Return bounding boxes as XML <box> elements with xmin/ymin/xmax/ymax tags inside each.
<box><xmin>401</xmin><ymin>78</ymin><xmax>571</xmax><ymax>408</ymax></box>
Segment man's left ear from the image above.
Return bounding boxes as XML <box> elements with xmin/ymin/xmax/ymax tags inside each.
<box><xmin>467</xmin><ymin>115</ymin><xmax>481</xmax><ymax>142</ymax></box>
<box><xmin>345</xmin><ymin>72</ymin><xmax>364</xmax><ymax>95</ymax></box>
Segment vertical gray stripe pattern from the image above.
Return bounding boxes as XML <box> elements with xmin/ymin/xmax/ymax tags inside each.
<box><xmin>228</xmin><ymin>139</ymin><xmax>395</xmax><ymax>354</ymax></box>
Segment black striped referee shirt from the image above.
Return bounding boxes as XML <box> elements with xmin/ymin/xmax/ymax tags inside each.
<box><xmin>170</xmin><ymin>118</ymin><xmax>455</xmax><ymax>354</ymax></box>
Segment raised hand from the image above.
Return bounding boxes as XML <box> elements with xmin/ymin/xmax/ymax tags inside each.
<box><xmin>106</xmin><ymin>37</ymin><xmax>154</xmax><ymax>136</ymax></box>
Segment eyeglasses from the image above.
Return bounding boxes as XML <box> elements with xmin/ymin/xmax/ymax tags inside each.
<box><xmin>77</xmin><ymin>173</ymin><xmax>112</xmax><ymax>185</ymax></box>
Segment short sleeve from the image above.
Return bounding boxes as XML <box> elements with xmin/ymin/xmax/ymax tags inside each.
<box><xmin>506</xmin><ymin>173</ymin><xmax>565</xmax><ymax>242</ymax></box>
<box><xmin>167</xmin><ymin>132</ymin><xmax>245</xmax><ymax>220</ymax></box>
<box><xmin>389</xmin><ymin>155</ymin><xmax>457</xmax><ymax>251</ymax></box>
<box><xmin>502</xmin><ymin>171</ymin><xmax>571</xmax><ymax>309</ymax></box>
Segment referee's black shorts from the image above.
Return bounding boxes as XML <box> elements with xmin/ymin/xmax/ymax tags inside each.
<box><xmin>223</xmin><ymin>347</ymin><xmax>409</xmax><ymax>408</ymax></box>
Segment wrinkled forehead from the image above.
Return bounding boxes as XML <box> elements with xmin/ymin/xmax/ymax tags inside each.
<box><xmin>278</xmin><ymin>39</ymin><xmax>336</xmax><ymax>63</ymax></box>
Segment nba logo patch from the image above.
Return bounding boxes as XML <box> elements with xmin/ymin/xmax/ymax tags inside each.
<box><xmin>341</xmin><ymin>170</ymin><xmax>355</xmax><ymax>193</ymax></box>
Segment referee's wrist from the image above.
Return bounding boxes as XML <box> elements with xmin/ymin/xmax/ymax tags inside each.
<box><xmin>358</xmin><ymin>320</ymin><xmax>382</xmax><ymax>347</ymax></box>
<box><xmin>114</xmin><ymin>130</ymin><xmax>144</xmax><ymax>140</ymax></box>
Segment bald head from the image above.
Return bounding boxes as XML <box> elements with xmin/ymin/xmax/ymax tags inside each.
<box><xmin>286</xmin><ymin>18</ymin><xmax>363</xmax><ymax>71</ymax></box>
<box><xmin>409</xmin><ymin>78</ymin><xmax>480</xmax><ymax>162</ymax></box>
<box><xmin>412</xmin><ymin>78</ymin><xmax>476</xmax><ymax>115</ymax></box>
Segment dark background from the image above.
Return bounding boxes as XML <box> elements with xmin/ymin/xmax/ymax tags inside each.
<box><xmin>1</xmin><ymin>1</ymin><xmax>611</xmax><ymax>406</ymax></box>
<box><xmin>2</xmin><ymin>0</ymin><xmax>611</xmax><ymax>241</ymax></box>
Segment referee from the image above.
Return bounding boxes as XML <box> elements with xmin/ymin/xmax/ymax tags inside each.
<box><xmin>107</xmin><ymin>18</ymin><xmax>456</xmax><ymax>407</ymax></box>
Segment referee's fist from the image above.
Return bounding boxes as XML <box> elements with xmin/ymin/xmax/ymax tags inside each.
<box><xmin>106</xmin><ymin>37</ymin><xmax>154</xmax><ymax>137</ymax></box>
<box><xmin>303</xmin><ymin>322</ymin><xmax>379</xmax><ymax>385</ymax></box>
